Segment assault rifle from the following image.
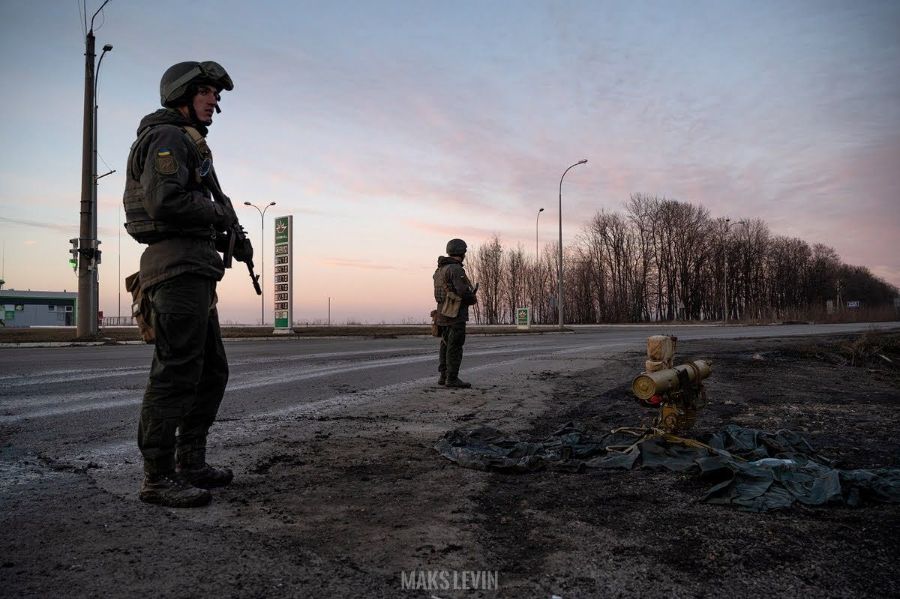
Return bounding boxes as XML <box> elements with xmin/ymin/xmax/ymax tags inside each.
<box><xmin>202</xmin><ymin>168</ymin><xmax>262</xmax><ymax>296</ymax></box>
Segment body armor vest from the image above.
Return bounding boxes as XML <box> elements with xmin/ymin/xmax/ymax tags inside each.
<box><xmin>123</xmin><ymin>125</ymin><xmax>216</xmax><ymax>244</ymax></box>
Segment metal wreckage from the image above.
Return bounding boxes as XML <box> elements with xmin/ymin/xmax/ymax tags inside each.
<box><xmin>435</xmin><ymin>336</ymin><xmax>900</xmax><ymax>511</ymax></box>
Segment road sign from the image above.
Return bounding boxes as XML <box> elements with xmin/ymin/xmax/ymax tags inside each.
<box><xmin>516</xmin><ymin>307</ymin><xmax>531</xmax><ymax>329</ymax></box>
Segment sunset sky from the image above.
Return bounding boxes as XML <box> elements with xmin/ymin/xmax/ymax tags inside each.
<box><xmin>1</xmin><ymin>0</ymin><xmax>898</xmax><ymax>324</ymax></box>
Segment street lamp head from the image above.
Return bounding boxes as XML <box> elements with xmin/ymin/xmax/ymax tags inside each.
<box><xmin>103</xmin><ymin>44</ymin><xmax>113</xmax><ymax>52</ymax></box>
<box><xmin>577</xmin><ymin>159</ymin><xmax>587</xmax><ymax>164</ymax></box>
<box><xmin>243</xmin><ymin>201</ymin><xmax>251</xmax><ymax>206</ymax></box>
<box><xmin>539</xmin><ymin>207</ymin><xmax>544</xmax><ymax>213</ymax></box>
<box><xmin>269</xmin><ymin>201</ymin><xmax>277</xmax><ymax>206</ymax></box>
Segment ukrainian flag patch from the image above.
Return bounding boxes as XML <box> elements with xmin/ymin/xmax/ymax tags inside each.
<box><xmin>154</xmin><ymin>148</ymin><xmax>178</xmax><ymax>175</ymax></box>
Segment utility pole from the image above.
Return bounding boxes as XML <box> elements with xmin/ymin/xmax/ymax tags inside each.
<box><xmin>77</xmin><ymin>17</ymin><xmax>97</xmax><ymax>337</ymax></box>
<box><xmin>76</xmin><ymin>0</ymin><xmax>111</xmax><ymax>338</ymax></box>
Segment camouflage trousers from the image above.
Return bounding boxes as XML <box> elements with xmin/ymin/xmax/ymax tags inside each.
<box><xmin>438</xmin><ymin>322</ymin><xmax>467</xmax><ymax>379</ymax></box>
<box><xmin>138</xmin><ymin>275</ymin><xmax>228</xmax><ymax>475</ymax></box>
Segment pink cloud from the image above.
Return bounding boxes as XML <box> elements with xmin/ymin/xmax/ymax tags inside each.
<box><xmin>320</xmin><ymin>258</ymin><xmax>399</xmax><ymax>270</ymax></box>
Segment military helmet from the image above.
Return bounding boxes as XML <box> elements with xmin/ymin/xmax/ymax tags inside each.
<box><xmin>160</xmin><ymin>61</ymin><xmax>234</xmax><ymax>107</ymax></box>
<box><xmin>446</xmin><ymin>238</ymin><xmax>467</xmax><ymax>256</ymax></box>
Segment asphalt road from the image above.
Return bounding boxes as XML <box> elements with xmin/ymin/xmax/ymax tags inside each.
<box><xmin>2</xmin><ymin>321</ymin><xmax>897</xmax><ymax>466</ymax></box>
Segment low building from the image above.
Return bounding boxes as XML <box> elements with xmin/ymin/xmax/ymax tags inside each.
<box><xmin>0</xmin><ymin>290</ymin><xmax>77</xmax><ymax>328</ymax></box>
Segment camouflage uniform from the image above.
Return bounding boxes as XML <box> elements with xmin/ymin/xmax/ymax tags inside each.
<box><xmin>125</xmin><ymin>108</ymin><xmax>233</xmax><ymax>479</ymax></box>
<box><xmin>124</xmin><ymin>62</ymin><xmax>244</xmax><ymax>506</ymax></box>
<box><xmin>433</xmin><ymin>254</ymin><xmax>477</xmax><ymax>386</ymax></box>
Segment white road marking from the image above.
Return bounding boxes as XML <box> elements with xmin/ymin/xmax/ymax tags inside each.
<box><xmin>0</xmin><ymin>344</ymin><xmax>572</xmax><ymax>422</ymax></box>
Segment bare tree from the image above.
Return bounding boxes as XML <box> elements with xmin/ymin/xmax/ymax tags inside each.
<box><xmin>470</xmin><ymin>235</ymin><xmax>504</xmax><ymax>324</ymax></box>
<box><xmin>625</xmin><ymin>194</ymin><xmax>657</xmax><ymax>321</ymax></box>
<box><xmin>806</xmin><ymin>243</ymin><xmax>842</xmax><ymax>310</ymax></box>
<box><xmin>579</xmin><ymin>210</ymin><xmax>639</xmax><ymax>322</ymax></box>
<box><xmin>466</xmin><ymin>196</ymin><xmax>896</xmax><ymax>325</ymax></box>
<box><xmin>503</xmin><ymin>244</ymin><xmax>527</xmax><ymax>324</ymax></box>
<box><xmin>765</xmin><ymin>236</ymin><xmax>811</xmax><ymax>320</ymax></box>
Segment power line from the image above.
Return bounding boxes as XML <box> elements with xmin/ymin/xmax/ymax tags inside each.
<box><xmin>89</xmin><ymin>0</ymin><xmax>111</xmax><ymax>33</ymax></box>
<box><xmin>97</xmin><ymin>151</ymin><xmax>114</xmax><ymax>174</ymax></box>
<box><xmin>77</xmin><ymin>0</ymin><xmax>86</xmax><ymax>38</ymax></box>
<box><xmin>94</xmin><ymin>6</ymin><xmax>106</xmax><ymax>33</ymax></box>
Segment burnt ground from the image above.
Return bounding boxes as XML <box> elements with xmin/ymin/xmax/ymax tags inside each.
<box><xmin>2</xmin><ymin>332</ymin><xmax>898</xmax><ymax>598</ymax></box>
<box><xmin>470</xmin><ymin>333</ymin><xmax>900</xmax><ymax>598</ymax></box>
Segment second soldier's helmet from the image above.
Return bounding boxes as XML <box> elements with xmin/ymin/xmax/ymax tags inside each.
<box><xmin>446</xmin><ymin>238</ymin><xmax>467</xmax><ymax>256</ymax></box>
<box><xmin>160</xmin><ymin>61</ymin><xmax>234</xmax><ymax>108</ymax></box>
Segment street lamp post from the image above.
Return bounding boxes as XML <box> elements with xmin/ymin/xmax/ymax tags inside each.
<box><xmin>95</xmin><ymin>43</ymin><xmax>113</xmax><ymax>325</ymax></box>
<box><xmin>557</xmin><ymin>159</ymin><xmax>587</xmax><ymax>330</ymax></box>
<box><xmin>535</xmin><ymin>207</ymin><xmax>544</xmax><ymax>325</ymax></box>
<box><xmin>723</xmin><ymin>218</ymin><xmax>731</xmax><ymax>322</ymax></box>
<box><xmin>244</xmin><ymin>201</ymin><xmax>277</xmax><ymax>325</ymax></box>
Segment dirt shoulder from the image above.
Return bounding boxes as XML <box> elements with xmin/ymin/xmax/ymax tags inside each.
<box><xmin>2</xmin><ymin>332</ymin><xmax>898</xmax><ymax>598</ymax></box>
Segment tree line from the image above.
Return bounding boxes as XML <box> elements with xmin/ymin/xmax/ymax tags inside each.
<box><xmin>466</xmin><ymin>194</ymin><xmax>898</xmax><ymax>325</ymax></box>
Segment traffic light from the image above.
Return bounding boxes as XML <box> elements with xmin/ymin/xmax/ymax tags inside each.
<box><xmin>69</xmin><ymin>238</ymin><xmax>79</xmax><ymax>271</ymax></box>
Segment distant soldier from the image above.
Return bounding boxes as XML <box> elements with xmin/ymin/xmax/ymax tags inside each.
<box><xmin>123</xmin><ymin>61</ymin><xmax>253</xmax><ymax>507</ymax></box>
<box><xmin>433</xmin><ymin>239</ymin><xmax>478</xmax><ymax>388</ymax></box>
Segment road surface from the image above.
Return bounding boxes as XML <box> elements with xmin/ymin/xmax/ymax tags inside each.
<box><xmin>2</xmin><ymin>322</ymin><xmax>896</xmax><ymax>466</ymax></box>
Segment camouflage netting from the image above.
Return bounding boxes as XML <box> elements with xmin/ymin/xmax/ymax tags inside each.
<box><xmin>435</xmin><ymin>423</ymin><xmax>900</xmax><ymax>512</ymax></box>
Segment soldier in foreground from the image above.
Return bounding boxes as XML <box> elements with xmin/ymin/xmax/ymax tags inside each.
<box><xmin>433</xmin><ymin>238</ymin><xmax>478</xmax><ymax>388</ymax></box>
<box><xmin>122</xmin><ymin>61</ymin><xmax>254</xmax><ymax>507</ymax></box>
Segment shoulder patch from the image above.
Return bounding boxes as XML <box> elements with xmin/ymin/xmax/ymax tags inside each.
<box><xmin>154</xmin><ymin>148</ymin><xmax>178</xmax><ymax>176</ymax></box>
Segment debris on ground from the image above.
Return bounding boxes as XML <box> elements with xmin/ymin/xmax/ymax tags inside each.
<box><xmin>435</xmin><ymin>423</ymin><xmax>900</xmax><ymax>511</ymax></box>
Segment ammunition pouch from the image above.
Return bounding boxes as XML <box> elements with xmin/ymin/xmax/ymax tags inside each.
<box><xmin>430</xmin><ymin>310</ymin><xmax>441</xmax><ymax>337</ymax></box>
<box><xmin>440</xmin><ymin>290</ymin><xmax>462</xmax><ymax>318</ymax></box>
<box><xmin>123</xmin><ymin>182</ymin><xmax>216</xmax><ymax>244</ymax></box>
<box><xmin>125</xmin><ymin>271</ymin><xmax>155</xmax><ymax>343</ymax></box>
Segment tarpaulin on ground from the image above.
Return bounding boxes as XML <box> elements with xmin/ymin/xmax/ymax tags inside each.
<box><xmin>434</xmin><ymin>423</ymin><xmax>900</xmax><ymax>511</ymax></box>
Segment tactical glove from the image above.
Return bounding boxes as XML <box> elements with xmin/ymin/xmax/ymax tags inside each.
<box><xmin>214</xmin><ymin>233</ymin><xmax>230</xmax><ymax>254</ymax></box>
<box><xmin>212</xmin><ymin>204</ymin><xmax>236</xmax><ymax>231</ymax></box>
<box><xmin>234</xmin><ymin>237</ymin><xmax>254</xmax><ymax>263</ymax></box>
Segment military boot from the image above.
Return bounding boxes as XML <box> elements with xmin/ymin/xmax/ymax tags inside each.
<box><xmin>437</xmin><ymin>372</ymin><xmax>447</xmax><ymax>386</ymax></box>
<box><xmin>178</xmin><ymin>463</ymin><xmax>234</xmax><ymax>489</ymax></box>
<box><xmin>139</xmin><ymin>473</ymin><xmax>211</xmax><ymax>508</ymax></box>
<box><xmin>177</xmin><ymin>444</ymin><xmax>234</xmax><ymax>489</ymax></box>
<box><xmin>445</xmin><ymin>377</ymin><xmax>472</xmax><ymax>389</ymax></box>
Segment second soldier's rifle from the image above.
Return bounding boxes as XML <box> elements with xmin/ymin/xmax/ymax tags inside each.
<box><xmin>202</xmin><ymin>168</ymin><xmax>262</xmax><ymax>296</ymax></box>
